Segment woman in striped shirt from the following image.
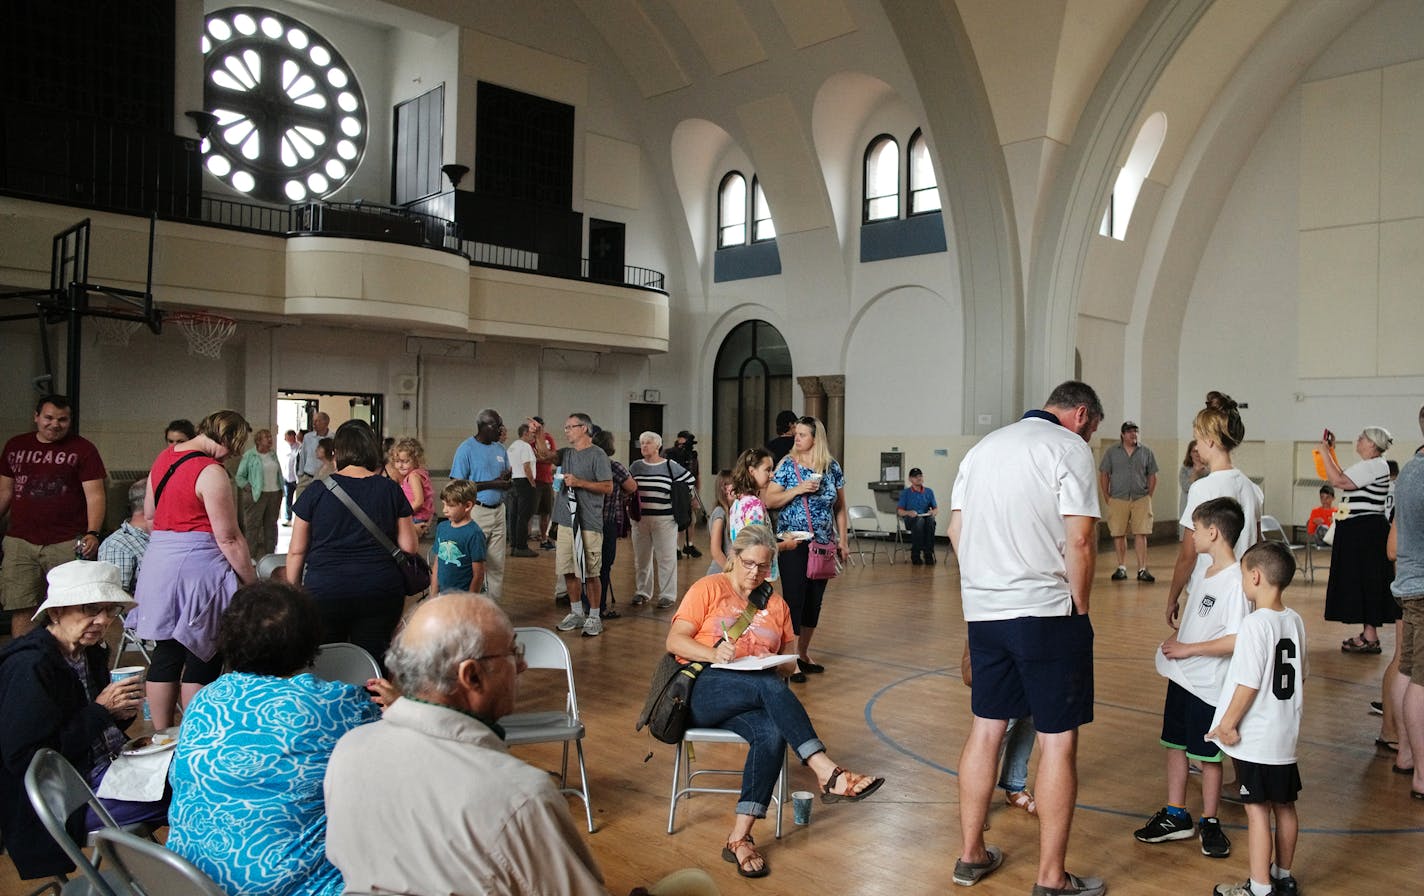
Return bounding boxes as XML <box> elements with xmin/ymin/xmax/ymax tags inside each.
<box><xmin>1321</xmin><ymin>426</ymin><xmax>1398</xmax><ymax>653</ymax></box>
<box><xmin>629</xmin><ymin>431</ymin><xmax>696</xmax><ymax>609</ymax></box>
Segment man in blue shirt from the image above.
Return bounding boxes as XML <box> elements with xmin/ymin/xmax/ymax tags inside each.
<box><xmin>450</xmin><ymin>409</ymin><xmax>512</xmax><ymax>600</ymax></box>
<box><xmin>896</xmin><ymin>467</ymin><xmax>939</xmax><ymax>565</ymax></box>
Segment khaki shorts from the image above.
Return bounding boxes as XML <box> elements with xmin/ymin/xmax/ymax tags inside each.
<box><xmin>1106</xmin><ymin>496</ymin><xmax>1153</xmax><ymax>537</ymax></box>
<box><xmin>555</xmin><ymin>526</ymin><xmax>602</xmax><ymax>580</ymax></box>
<box><xmin>2</xmin><ymin>536</ymin><xmax>76</xmax><ymax>612</ymax></box>
<box><xmin>1400</xmin><ymin>599</ymin><xmax>1424</xmax><ymax>686</ymax></box>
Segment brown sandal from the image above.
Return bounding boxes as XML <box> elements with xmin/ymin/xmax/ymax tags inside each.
<box><xmin>821</xmin><ymin>766</ymin><xmax>885</xmax><ymax>803</ymax></box>
<box><xmin>722</xmin><ymin>835</ymin><xmax>769</xmax><ymax>878</ymax></box>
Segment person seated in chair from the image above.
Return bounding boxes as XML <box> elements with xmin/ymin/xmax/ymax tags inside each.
<box><xmin>896</xmin><ymin>467</ymin><xmax>939</xmax><ymax>564</ymax></box>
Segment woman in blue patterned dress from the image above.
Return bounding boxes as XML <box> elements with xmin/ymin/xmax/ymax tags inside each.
<box><xmin>168</xmin><ymin>582</ymin><xmax>384</xmax><ymax>896</ymax></box>
<box><xmin>764</xmin><ymin>416</ymin><xmax>849</xmax><ymax>683</ymax></box>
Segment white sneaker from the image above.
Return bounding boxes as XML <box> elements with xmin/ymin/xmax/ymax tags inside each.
<box><xmin>582</xmin><ymin>615</ymin><xmax>603</xmax><ymax>637</ymax></box>
<box><xmin>656</xmin><ymin>596</ymin><xmax>676</xmax><ymax>609</ymax></box>
<box><xmin>557</xmin><ymin>613</ymin><xmax>583</xmax><ymax>632</ymax></box>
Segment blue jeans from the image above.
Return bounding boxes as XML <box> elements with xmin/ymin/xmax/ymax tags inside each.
<box><xmin>689</xmin><ymin>669</ymin><xmax>825</xmax><ymax>817</ymax></box>
<box><xmin>998</xmin><ymin>716</ymin><xmax>1035</xmax><ymax>793</ymax></box>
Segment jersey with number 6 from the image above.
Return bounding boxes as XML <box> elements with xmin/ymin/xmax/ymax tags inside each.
<box><xmin>1209</xmin><ymin>607</ymin><xmax>1307</xmax><ymax>764</ymax></box>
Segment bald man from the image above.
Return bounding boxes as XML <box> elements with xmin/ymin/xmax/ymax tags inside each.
<box><xmin>325</xmin><ymin>594</ymin><xmax>607</xmax><ymax>896</ymax></box>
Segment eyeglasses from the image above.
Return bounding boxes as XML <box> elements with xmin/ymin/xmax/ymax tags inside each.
<box><xmin>477</xmin><ymin>636</ymin><xmax>526</xmax><ymax>663</ymax></box>
<box><xmin>737</xmin><ymin>557</ymin><xmax>773</xmax><ymax>575</ymax></box>
<box><xmin>77</xmin><ymin>603</ymin><xmax>123</xmax><ymax>619</ymax></box>
<box><xmin>562</xmin><ymin>423</ymin><xmax>587</xmax><ymax>431</ymax></box>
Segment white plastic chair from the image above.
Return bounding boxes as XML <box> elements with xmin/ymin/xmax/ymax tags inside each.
<box><xmin>308</xmin><ymin>642</ymin><xmax>381</xmax><ymax>686</ymax></box>
<box><xmin>667</xmin><ymin>727</ymin><xmax>786</xmax><ymax>839</ymax></box>
<box><xmin>499</xmin><ymin>627</ymin><xmax>593</xmax><ymax>832</ymax></box>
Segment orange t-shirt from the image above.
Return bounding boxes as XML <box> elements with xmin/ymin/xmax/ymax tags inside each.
<box><xmin>1306</xmin><ymin>505</ymin><xmax>1334</xmax><ymax>535</ymax></box>
<box><xmin>672</xmin><ymin>574</ymin><xmax>795</xmax><ymax>663</ymax></box>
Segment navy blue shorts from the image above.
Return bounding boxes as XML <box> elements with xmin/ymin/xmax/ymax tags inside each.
<box><xmin>1159</xmin><ymin>681</ymin><xmax>1223</xmax><ymax>762</ymax></box>
<box><xmin>1232</xmin><ymin>758</ymin><xmax>1301</xmax><ymax>804</ymax></box>
<box><xmin>967</xmin><ymin>613</ymin><xmax>1094</xmax><ymax>734</ymax></box>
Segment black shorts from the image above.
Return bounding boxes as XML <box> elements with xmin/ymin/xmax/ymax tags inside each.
<box><xmin>967</xmin><ymin>613</ymin><xmax>1094</xmax><ymax>734</ymax></box>
<box><xmin>1232</xmin><ymin>758</ymin><xmax>1301</xmax><ymax>804</ymax></box>
<box><xmin>147</xmin><ymin>638</ymin><xmax>223</xmax><ymax>685</ymax></box>
<box><xmin>1159</xmin><ymin>681</ymin><xmax>1223</xmax><ymax>762</ymax></box>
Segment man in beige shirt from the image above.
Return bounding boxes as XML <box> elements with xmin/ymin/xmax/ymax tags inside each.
<box><xmin>324</xmin><ymin>593</ymin><xmax>607</xmax><ymax>896</ymax></box>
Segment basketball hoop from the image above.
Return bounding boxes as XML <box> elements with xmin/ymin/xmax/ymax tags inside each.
<box><xmin>94</xmin><ymin>317</ymin><xmax>143</xmax><ymax>347</ymax></box>
<box><xmin>169</xmin><ymin>310</ymin><xmax>237</xmax><ymax>359</ymax></box>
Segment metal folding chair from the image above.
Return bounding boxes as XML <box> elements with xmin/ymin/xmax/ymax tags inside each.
<box><xmin>90</xmin><ymin>829</ymin><xmax>226</xmax><ymax>896</ymax></box>
<box><xmin>667</xmin><ymin>727</ymin><xmax>786</xmax><ymax>838</ymax></box>
<box><xmin>308</xmin><ymin>642</ymin><xmax>381</xmax><ymax>686</ymax></box>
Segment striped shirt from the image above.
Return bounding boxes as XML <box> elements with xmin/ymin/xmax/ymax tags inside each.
<box><xmin>1342</xmin><ymin>457</ymin><xmax>1391</xmax><ymax>517</ymax></box>
<box><xmin>629</xmin><ymin>459</ymin><xmax>694</xmax><ymax>517</ymax></box>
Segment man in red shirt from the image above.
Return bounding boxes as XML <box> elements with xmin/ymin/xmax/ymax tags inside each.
<box><xmin>0</xmin><ymin>395</ymin><xmax>108</xmax><ymax>637</ymax></box>
<box><xmin>526</xmin><ymin>415</ymin><xmax>560</xmax><ymax>550</ymax></box>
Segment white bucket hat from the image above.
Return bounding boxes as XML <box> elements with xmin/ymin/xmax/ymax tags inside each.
<box><xmin>31</xmin><ymin>561</ymin><xmax>136</xmax><ymax>621</ymax></box>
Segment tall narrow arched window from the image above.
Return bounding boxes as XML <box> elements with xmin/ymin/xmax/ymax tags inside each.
<box><xmin>863</xmin><ymin>135</ymin><xmax>899</xmax><ymax>222</ymax></box>
<box><xmin>752</xmin><ymin>177</ymin><xmax>775</xmax><ymax>242</ymax></box>
<box><xmin>908</xmin><ymin>129</ymin><xmax>940</xmax><ymax>214</ymax></box>
<box><xmin>712</xmin><ymin>320</ymin><xmax>793</xmax><ymax>473</ymax></box>
<box><xmin>718</xmin><ymin>171</ymin><xmax>747</xmax><ymax>247</ymax></box>
<box><xmin>1100</xmin><ymin>112</ymin><xmax>1167</xmax><ymax>240</ymax></box>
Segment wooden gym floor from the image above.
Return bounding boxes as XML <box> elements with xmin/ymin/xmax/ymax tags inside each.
<box><xmin>4</xmin><ymin>536</ymin><xmax>1418</xmax><ymax>895</ymax></box>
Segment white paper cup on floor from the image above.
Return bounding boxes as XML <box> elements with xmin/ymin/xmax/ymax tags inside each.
<box><xmin>792</xmin><ymin>790</ymin><xmax>814</xmax><ymax>824</ymax></box>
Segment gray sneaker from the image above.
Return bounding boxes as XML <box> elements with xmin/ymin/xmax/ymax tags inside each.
<box><xmin>581</xmin><ymin>615</ymin><xmax>603</xmax><ymax>637</ymax></box>
<box><xmin>656</xmin><ymin>596</ymin><xmax>676</xmax><ymax>609</ymax></box>
<box><xmin>951</xmin><ymin>845</ymin><xmax>1003</xmax><ymax>886</ymax></box>
<box><xmin>556</xmin><ymin>612</ymin><xmax>583</xmax><ymax>632</ymax></box>
<box><xmin>1030</xmin><ymin>872</ymin><xmax>1106</xmax><ymax>896</ymax></box>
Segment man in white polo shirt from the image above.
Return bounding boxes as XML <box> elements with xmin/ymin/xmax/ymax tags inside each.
<box><xmin>948</xmin><ymin>381</ymin><xmax>1105</xmax><ymax>896</ymax></box>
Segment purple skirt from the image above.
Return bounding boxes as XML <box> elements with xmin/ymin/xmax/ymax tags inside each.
<box><xmin>130</xmin><ymin>530</ymin><xmax>238</xmax><ymax>662</ymax></box>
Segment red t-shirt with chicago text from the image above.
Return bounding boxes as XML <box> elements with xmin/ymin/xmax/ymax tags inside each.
<box><xmin>0</xmin><ymin>432</ymin><xmax>106</xmax><ymax>546</ymax></box>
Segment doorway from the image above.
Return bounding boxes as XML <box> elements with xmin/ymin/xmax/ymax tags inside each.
<box><xmin>277</xmin><ymin>390</ymin><xmax>385</xmax><ymax>437</ymax></box>
<box><xmin>627</xmin><ymin>402</ymin><xmax>663</xmax><ymax>462</ymax></box>
<box><xmin>588</xmin><ymin>218</ymin><xmax>625</xmax><ymax>283</ymax></box>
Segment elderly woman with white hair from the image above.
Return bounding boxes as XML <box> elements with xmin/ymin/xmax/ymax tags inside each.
<box><xmin>629</xmin><ymin>431</ymin><xmax>696</xmax><ymax>609</ymax></box>
<box><xmin>1321</xmin><ymin>425</ymin><xmax>1399</xmax><ymax>653</ymax></box>
<box><xmin>0</xmin><ymin>562</ymin><xmax>164</xmax><ymax>881</ymax></box>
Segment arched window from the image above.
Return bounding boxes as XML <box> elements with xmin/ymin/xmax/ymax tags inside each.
<box><xmin>1100</xmin><ymin>112</ymin><xmax>1167</xmax><ymax>240</ymax></box>
<box><xmin>752</xmin><ymin>176</ymin><xmax>775</xmax><ymax>242</ymax></box>
<box><xmin>712</xmin><ymin>320</ymin><xmax>793</xmax><ymax>472</ymax></box>
<box><xmin>863</xmin><ymin>135</ymin><xmax>899</xmax><ymax>222</ymax></box>
<box><xmin>718</xmin><ymin>171</ymin><xmax>747</xmax><ymax>248</ymax></box>
<box><xmin>200</xmin><ymin>7</ymin><xmax>367</xmax><ymax>203</ymax></box>
<box><xmin>908</xmin><ymin>129</ymin><xmax>940</xmax><ymax>214</ymax></box>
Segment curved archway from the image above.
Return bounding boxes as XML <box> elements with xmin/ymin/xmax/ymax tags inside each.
<box><xmin>711</xmin><ymin>319</ymin><xmax>793</xmax><ymax>472</ymax></box>
<box><xmin>670</xmin><ymin>118</ymin><xmax>737</xmax><ymax>269</ymax></box>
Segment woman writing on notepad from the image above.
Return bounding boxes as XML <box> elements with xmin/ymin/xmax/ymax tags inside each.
<box><xmin>665</xmin><ymin>526</ymin><xmax>884</xmax><ymax>880</ymax></box>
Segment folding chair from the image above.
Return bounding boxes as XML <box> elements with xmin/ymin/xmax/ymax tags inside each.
<box><xmin>110</xmin><ymin>613</ymin><xmax>152</xmax><ymax>671</ymax></box>
<box><xmin>255</xmin><ymin>553</ymin><xmax>287</xmax><ymax>582</ymax></box>
<box><xmin>667</xmin><ymin>727</ymin><xmax>786</xmax><ymax>838</ymax></box>
<box><xmin>1260</xmin><ymin>515</ymin><xmax>1310</xmax><ymax>581</ymax></box>
<box><xmin>499</xmin><ymin>627</ymin><xmax>593</xmax><ymax>832</ymax></box>
<box><xmin>308</xmin><ymin>642</ymin><xmax>381</xmax><ymax>687</ymax></box>
<box><xmin>90</xmin><ymin>829</ymin><xmax>226</xmax><ymax>896</ymax></box>
<box><xmin>846</xmin><ymin>505</ymin><xmax>891</xmax><ymax>565</ymax></box>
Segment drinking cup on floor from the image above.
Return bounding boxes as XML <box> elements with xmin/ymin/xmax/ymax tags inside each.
<box><xmin>792</xmin><ymin>790</ymin><xmax>814</xmax><ymax>825</ymax></box>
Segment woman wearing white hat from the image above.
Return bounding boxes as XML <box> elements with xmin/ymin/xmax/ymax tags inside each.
<box><xmin>0</xmin><ymin>561</ymin><xmax>165</xmax><ymax>881</ymax></box>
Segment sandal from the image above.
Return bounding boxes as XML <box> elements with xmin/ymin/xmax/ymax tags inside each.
<box><xmin>1005</xmin><ymin>789</ymin><xmax>1037</xmax><ymax>815</ymax></box>
<box><xmin>821</xmin><ymin>766</ymin><xmax>885</xmax><ymax>803</ymax></box>
<box><xmin>1341</xmin><ymin>635</ymin><xmax>1382</xmax><ymax>654</ymax></box>
<box><xmin>722</xmin><ymin>836</ymin><xmax>769</xmax><ymax>878</ymax></box>
<box><xmin>1376</xmin><ymin>738</ymin><xmax>1399</xmax><ymax>752</ymax></box>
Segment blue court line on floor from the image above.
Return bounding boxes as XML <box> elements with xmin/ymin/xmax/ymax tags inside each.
<box><xmin>863</xmin><ymin>667</ymin><xmax>1424</xmax><ymax>835</ymax></box>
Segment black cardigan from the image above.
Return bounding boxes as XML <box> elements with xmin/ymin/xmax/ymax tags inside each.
<box><xmin>0</xmin><ymin>627</ymin><xmax>128</xmax><ymax>879</ymax></box>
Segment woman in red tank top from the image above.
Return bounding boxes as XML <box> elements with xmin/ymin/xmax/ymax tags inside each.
<box><xmin>129</xmin><ymin>410</ymin><xmax>256</xmax><ymax>729</ymax></box>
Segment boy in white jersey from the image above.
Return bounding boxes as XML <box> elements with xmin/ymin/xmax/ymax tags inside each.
<box><xmin>1136</xmin><ymin>497</ymin><xmax>1249</xmax><ymax>859</ymax></box>
<box><xmin>1207</xmin><ymin>541</ymin><xmax>1307</xmax><ymax>896</ymax></box>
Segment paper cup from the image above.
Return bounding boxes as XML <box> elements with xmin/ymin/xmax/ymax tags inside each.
<box><xmin>110</xmin><ymin>666</ymin><xmax>146</xmax><ymax>684</ymax></box>
<box><xmin>792</xmin><ymin>790</ymin><xmax>814</xmax><ymax>825</ymax></box>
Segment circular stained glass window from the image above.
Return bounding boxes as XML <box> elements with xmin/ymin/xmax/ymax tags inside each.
<box><xmin>200</xmin><ymin>7</ymin><xmax>366</xmax><ymax>203</ymax></box>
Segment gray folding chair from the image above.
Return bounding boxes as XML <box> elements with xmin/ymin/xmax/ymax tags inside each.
<box><xmin>1260</xmin><ymin>515</ymin><xmax>1309</xmax><ymax>581</ymax></box>
<box><xmin>308</xmin><ymin>642</ymin><xmax>381</xmax><ymax>686</ymax></box>
<box><xmin>90</xmin><ymin>829</ymin><xmax>226</xmax><ymax>896</ymax></box>
<box><xmin>255</xmin><ymin>552</ymin><xmax>288</xmax><ymax>582</ymax></box>
<box><xmin>110</xmin><ymin>613</ymin><xmax>152</xmax><ymax>672</ymax></box>
<box><xmin>846</xmin><ymin>505</ymin><xmax>891</xmax><ymax>565</ymax></box>
<box><xmin>667</xmin><ymin>727</ymin><xmax>786</xmax><ymax>838</ymax></box>
<box><xmin>499</xmin><ymin>627</ymin><xmax>593</xmax><ymax>832</ymax></box>
<box><xmin>23</xmin><ymin>749</ymin><xmax>149</xmax><ymax>896</ymax></box>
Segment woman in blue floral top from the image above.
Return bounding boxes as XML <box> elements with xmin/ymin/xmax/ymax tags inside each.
<box><xmin>764</xmin><ymin>416</ymin><xmax>849</xmax><ymax>682</ymax></box>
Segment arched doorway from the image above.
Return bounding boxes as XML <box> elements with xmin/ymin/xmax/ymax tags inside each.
<box><xmin>712</xmin><ymin>320</ymin><xmax>793</xmax><ymax>473</ymax></box>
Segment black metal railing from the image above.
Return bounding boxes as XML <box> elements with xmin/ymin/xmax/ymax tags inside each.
<box><xmin>1</xmin><ymin>180</ymin><xmax>667</xmax><ymax>293</ymax></box>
